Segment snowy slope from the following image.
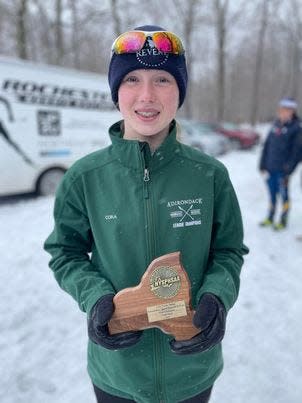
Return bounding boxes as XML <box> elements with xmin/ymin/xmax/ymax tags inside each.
<box><xmin>1</xmin><ymin>136</ymin><xmax>302</xmax><ymax>403</ymax></box>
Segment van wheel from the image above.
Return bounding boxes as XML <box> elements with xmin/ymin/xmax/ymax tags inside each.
<box><xmin>230</xmin><ymin>139</ymin><xmax>241</xmax><ymax>150</ymax></box>
<box><xmin>36</xmin><ymin>168</ymin><xmax>66</xmax><ymax>196</ymax></box>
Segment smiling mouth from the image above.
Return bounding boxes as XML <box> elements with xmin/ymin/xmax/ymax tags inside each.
<box><xmin>135</xmin><ymin>110</ymin><xmax>160</xmax><ymax>118</ymax></box>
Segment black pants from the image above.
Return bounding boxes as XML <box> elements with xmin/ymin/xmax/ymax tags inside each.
<box><xmin>93</xmin><ymin>384</ymin><xmax>212</xmax><ymax>403</ymax></box>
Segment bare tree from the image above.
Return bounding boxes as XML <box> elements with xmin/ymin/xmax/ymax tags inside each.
<box><xmin>2</xmin><ymin>0</ymin><xmax>302</xmax><ymax>123</ymax></box>
<box><xmin>54</xmin><ymin>0</ymin><xmax>64</xmax><ymax>64</ymax></box>
<box><xmin>285</xmin><ymin>0</ymin><xmax>302</xmax><ymax>100</ymax></box>
<box><xmin>110</xmin><ymin>0</ymin><xmax>122</xmax><ymax>36</ymax></box>
<box><xmin>213</xmin><ymin>0</ymin><xmax>229</xmax><ymax>121</ymax></box>
<box><xmin>27</xmin><ymin>0</ymin><xmax>52</xmax><ymax>63</ymax></box>
<box><xmin>0</xmin><ymin>2</ymin><xmax>4</xmax><ymax>45</ymax></box>
<box><xmin>250</xmin><ymin>0</ymin><xmax>271</xmax><ymax>126</ymax></box>
<box><xmin>68</xmin><ymin>0</ymin><xmax>80</xmax><ymax>67</ymax></box>
<box><xmin>0</xmin><ymin>2</ymin><xmax>10</xmax><ymax>52</ymax></box>
<box><xmin>16</xmin><ymin>0</ymin><xmax>29</xmax><ymax>59</ymax></box>
<box><xmin>211</xmin><ymin>0</ymin><xmax>251</xmax><ymax>122</ymax></box>
<box><xmin>172</xmin><ymin>0</ymin><xmax>200</xmax><ymax>118</ymax></box>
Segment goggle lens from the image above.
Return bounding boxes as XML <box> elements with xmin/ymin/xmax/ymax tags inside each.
<box><xmin>112</xmin><ymin>31</ymin><xmax>184</xmax><ymax>55</ymax></box>
<box><xmin>113</xmin><ymin>31</ymin><xmax>146</xmax><ymax>54</ymax></box>
<box><xmin>152</xmin><ymin>32</ymin><xmax>183</xmax><ymax>54</ymax></box>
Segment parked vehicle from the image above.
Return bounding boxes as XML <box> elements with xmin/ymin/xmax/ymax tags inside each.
<box><xmin>0</xmin><ymin>56</ymin><xmax>120</xmax><ymax>196</ymax></box>
<box><xmin>201</xmin><ymin>121</ymin><xmax>260</xmax><ymax>149</ymax></box>
<box><xmin>177</xmin><ymin>118</ymin><xmax>231</xmax><ymax>157</ymax></box>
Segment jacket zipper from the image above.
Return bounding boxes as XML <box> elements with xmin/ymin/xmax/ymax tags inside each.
<box><xmin>139</xmin><ymin>144</ymin><xmax>153</xmax><ymax>257</ymax></box>
<box><xmin>155</xmin><ymin>333</ymin><xmax>165</xmax><ymax>402</ymax></box>
<box><xmin>140</xmin><ymin>146</ymin><xmax>166</xmax><ymax>402</ymax></box>
<box><xmin>143</xmin><ymin>168</ymin><xmax>150</xmax><ymax>199</ymax></box>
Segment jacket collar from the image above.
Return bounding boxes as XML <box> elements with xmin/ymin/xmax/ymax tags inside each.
<box><xmin>276</xmin><ymin>116</ymin><xmax>298</xmax><ymax>127</ymax></box>
<box><xmin>109</xmin><ymin>120</ymin><xmax>180</xmax><ymax>172</ymax></box>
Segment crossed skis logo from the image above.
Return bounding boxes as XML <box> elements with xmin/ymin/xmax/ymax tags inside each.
<box><xmin>167</xmin><ymin>198</ymin><xmax>202</xmax><ymax>229</ymax></box>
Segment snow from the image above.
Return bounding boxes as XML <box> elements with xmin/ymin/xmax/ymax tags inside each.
<box><xmin>1</xmin><ymin>126</ymin><xmax>302</xmax><ymax>403</ymax></box>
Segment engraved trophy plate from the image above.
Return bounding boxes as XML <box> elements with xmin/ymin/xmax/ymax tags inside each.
<box><xmin>147</xmin><ymin>300</ymin><xmax>187</xmax><ymax>322</ymax></box>
<box><xmin>108</xmin><ymin>252</ymin><xmax>200</xmax><ymax>341</ymax></box>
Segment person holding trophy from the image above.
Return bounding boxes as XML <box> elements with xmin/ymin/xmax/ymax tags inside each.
<box><xmin>44</xmin><ymin>25</ymin><xmax>248</xmax><ymax>403</ymax></box>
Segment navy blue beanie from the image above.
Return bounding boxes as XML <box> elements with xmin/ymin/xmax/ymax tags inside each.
<box><xmin>108</xmin><ymin>25</ymin><xmax>188</xmax><ymax>108</ymax></box>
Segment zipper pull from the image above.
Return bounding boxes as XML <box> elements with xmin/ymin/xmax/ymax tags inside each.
<box><xmin>143</xmin><ymin>168</ymin><xmax>150</xmax><ymax>199</ymax></box>
<box><xmin>143</xmin><ymin>168</ymin><xmax>150</xmax><ymax>182</ymax></box>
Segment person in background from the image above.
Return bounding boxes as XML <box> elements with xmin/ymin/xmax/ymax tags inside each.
<box><xmin>259</xmin><ymin>98</ymin><xmax>302</xmax><ymax>230</ymax></box>
<box><xmin>293</xmin><ymin>129</ymin><xmax>302</xmax><ymax>240</ymax></box>
<box><xmin>44</xmin><ymin>25</ymin><xmax>248</xmax><ymax>403</ymax></box>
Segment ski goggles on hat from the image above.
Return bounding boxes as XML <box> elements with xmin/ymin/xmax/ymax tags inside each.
<box><xmin>111</xmin><ymin>30</ymin><xmax>185</xmax><ymax>55</ymax></box>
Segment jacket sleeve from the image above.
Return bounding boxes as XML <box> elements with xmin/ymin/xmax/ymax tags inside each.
<box><xmin>259</xmin><ymin>133</ymin><xmax>270</xmax><ymax>171</ymax></box>
<box><xmin>44</xmin><ymin>170</ymin><xmax>116</xmax><ymax>314</ymax></box>
<box><xmin>196</xmin><ymin>166</ymin><xmax>249</xmax><ymax>312</ymax></box>
<box><xmin>286</xmin><ymin>126</ymin><xmax>302</xmax><ymax>175</ymax></box>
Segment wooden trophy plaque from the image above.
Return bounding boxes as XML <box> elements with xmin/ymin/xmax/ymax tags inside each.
<box><xmin>108</xmin><ymin>251</ymin><xmax>200</xmax><ymax>341</ymax></box>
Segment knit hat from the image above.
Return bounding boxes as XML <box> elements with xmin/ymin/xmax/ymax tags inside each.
<box><xmin>108</xmin><ymin>25</ymin><xmax>188</xmax><ymax>108</ymax></box>
<box><xmin>278</xmin><ymin>98</ymin><xmax>298</xmax><ymax>109</ymax></box>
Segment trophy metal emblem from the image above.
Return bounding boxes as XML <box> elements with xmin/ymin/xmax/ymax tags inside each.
<box><xmin>108</xmin><ymin>251</ymin><xmax>200</xmax><ymax>340</ymax></box>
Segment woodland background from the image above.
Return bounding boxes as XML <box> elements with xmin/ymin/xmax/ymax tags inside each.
<box><xmin>1</xmin><ymin>0</ymin><xmax>302</xmax><ymax>123</ymax></box>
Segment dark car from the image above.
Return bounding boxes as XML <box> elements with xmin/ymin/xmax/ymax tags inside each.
<box><xmin>201</xmin><ymin>122</ymin><xmax>261</xmax><ymax>149</ymax></box>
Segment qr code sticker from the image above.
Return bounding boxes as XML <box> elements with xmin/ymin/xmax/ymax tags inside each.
<box><xmin>37</xmin><ymin>110</ymin><xmax>61</xmax><ymax>136</ymax></box>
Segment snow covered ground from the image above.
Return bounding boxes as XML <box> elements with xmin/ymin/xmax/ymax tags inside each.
<box><xmin>1</xmin><ymin>131</ymin><xmax>302</xmax><ymax>403</ymax></box>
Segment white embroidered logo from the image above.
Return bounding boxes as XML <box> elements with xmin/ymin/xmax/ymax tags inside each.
<box><xmin>136</xmin><ymin>36</ymin><xmax>169</xmax><ymax>67</ymax></box>
<box><xmin>167</xmin><ymin>198</ymin><xmax>203</xmax><ymax>229</ymax></box>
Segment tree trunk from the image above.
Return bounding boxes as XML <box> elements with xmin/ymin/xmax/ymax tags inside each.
<box><xmin>288</xmin><ymin>0</ymin><xmax>302</xmax><ymax>100</ymax></box>
<box><xmin>55</xmin><ymin>0</ymin><xmax>64</xmax><ymax>64</ymax></box>
<box><xmin>290</xmin><ymin>38</ymin><xmax>300</xmax><ymax>99</ymax></box>
<box><xmin>69</xmin><ymin>0</ymin><xmax>80</xmax><ymax>68</ymax></box>
<box><xmin>182</xmin><ymin>0</ymin><xmax>198</xmax><ymax>119</ymax></box>
<box><xmin>217</xmin><ymin>16</ymin><xmax>225</xmax><ymax>122</ymax></box>
<box><xmin>214</xmin><ymin>0</ymin><xmax>229</xmax><ymax>122</ymax></box>
<box><xmin>250</xmin><ymin>0</ymin><xmax>270</xmax><ymax>126</ymax></box>
<box><xmin>16</xmin><ymin>0</ymin><xmax>28</xmax><ymax>59</ymax></box>
<box><xmin>110</xmin><ymin>0</ymin><xmax>122</xmax><ymax>36</ymax></box>
<box><xmin>172</xmin><ymin>0</ymin><xmax>199</xmax><ymax>118</ymax></box>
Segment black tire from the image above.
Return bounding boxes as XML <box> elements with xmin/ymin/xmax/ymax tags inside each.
<box><xmin>36</xmin><ymin>168</ymin><xmax>66</xmax><ymax>196</ymax></box>
<box><xmin>230</xmin><ymin>138</ymin><xmax>241</xmax><ymax>150</ymax></box>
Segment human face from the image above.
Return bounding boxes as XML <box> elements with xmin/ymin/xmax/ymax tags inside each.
<box><xmin>118</xmin><ymin>69</ymin><xmax>179</xmax><ymax>150</ymax></box>
<box><xmin>277</xmin><ymin>107</ymin><xmax>294</xmax><ymax>123</ymax></box>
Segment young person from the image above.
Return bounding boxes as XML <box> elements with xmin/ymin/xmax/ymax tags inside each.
<box><xmin>44</xmin><ymin>25</ymin><xmax>248</xmax><ymax>403</ymax></box>
<box><xmin>259</xmin><ymin>98</ymin><xmax>302</xmax><ymax>230</ymax></box>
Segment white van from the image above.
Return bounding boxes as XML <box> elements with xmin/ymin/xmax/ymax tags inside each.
<box><xmin>0</xmin><ymin>56</ymin><xmax>120</xmax><ymax>196</ymax></box>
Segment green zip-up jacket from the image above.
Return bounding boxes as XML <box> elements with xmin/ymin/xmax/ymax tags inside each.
<box><xmin>44</xmin><ymin>120</ymin><xmax>248</xmax><ymax>403</ymax></box>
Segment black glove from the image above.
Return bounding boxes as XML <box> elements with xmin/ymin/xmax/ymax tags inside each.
<box><xmin>169</xmin><ymin>293</ymin><xmax>226</xmax><ymax>355</ymax></box>
<box><xmin>88</xmin><ymin>294</ymin><xmax>143</xmax><ymax>350</ymax></box>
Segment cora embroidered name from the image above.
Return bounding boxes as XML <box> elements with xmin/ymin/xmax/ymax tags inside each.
<box><xmin>105</xmin><ymin>215</ymin><xmax>117</xmax><ymax>220</ymax></box>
